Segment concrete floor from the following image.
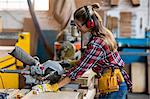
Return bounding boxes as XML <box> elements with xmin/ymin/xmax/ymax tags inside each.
<box><xmin>95</xmin><ymin>93</ymin><xmax>150</xmax><ymax>99</ymax></box>
<box><xmin>127</xmin><ymin>93</ymin><xmax>150</xmax><ymax>99</ymax></box>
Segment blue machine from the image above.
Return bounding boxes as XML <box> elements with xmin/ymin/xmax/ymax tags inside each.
<box><xmin>37</xmin><ymin>30</ymin><xmax>59</xmax><ymax>63</ymax></box>
<box><xmin>116</xmin><ymin>38</ymin><xmax>150</xmax><ymax>64</ymax></box>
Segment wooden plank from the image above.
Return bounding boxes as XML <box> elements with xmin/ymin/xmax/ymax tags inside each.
<box><xmin>0</xmin><ymin>89</ymin><xmax>30</xmax><ymax>99</ymax></box>
<box><xmin>106</xmin><ymin>16</ymin><xmax>113</xmax><ymax>30</ymax></box>
<box><xmin>84</xmin><ymin>89</ymin><xmax>96</xmax><ymax>99</ymax></box>
<box><xmin>0</xmin><ymin>39</ymin><xmax>16</xmax><ymax>46</ymax></box>
<box><xmin>112</xmin><ymin>17</ymin><xmax>119</xmax><ymax>29</ymax></box>
<box><xmin>120</xmin><ymin>12</ymin><xmax>132</xmax><ymax>37</ymax></box>
<box><xmin>0</xmin><ymin>46</ymin><xmax>15</xmax><ymax>50</ymax></box>
<box><xmin>147</xmin><ymin>50</ymin><xmax>150</xmax><ymax>94</ymax></box>
<box><xmin>120</xmin><ymin>12</ymin><xmax>132</xmax><ymax>22</ymax></box>
<box><xmin>2</xmin><ymin>29</ymin><xmax>22</xmax><ymax>32</ymax></box>
<box><xmin>130</xmin><ymin>0</ymin><xmax>140</xmax><ymax>6</ymax></box>
<box><xmin>22</xmin><ymin>91</ymin><xmax>83</xmax><ymax>99</ymax></box>
<box><xmin>131</xmin><ymin>62</ymin><xmax>146</xmax><ymax>93</ymax></box>
<box><xmin>111</xmin><ymin>0</ymin><xmax>119</xmax><ymax>6</ymax></box>
<box><xmin>0</xmin><ymin>46</ymin><xmax>15</xmax><ymax>58</ymax></box>
<box><xmin>75</xmin><ymin>0</ymin><xmax>110</xmax><ymax>8</ymax></box>
<box><xmin>72</xmin><ymin>69</ymin><xmax>95</xmax><ymax>88</ymax></box>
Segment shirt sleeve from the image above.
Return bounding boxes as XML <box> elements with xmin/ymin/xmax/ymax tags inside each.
<box><xmin>66</xmin><ymin>41</ymin><xmax>104</xmax><ymax>80</ymax></box>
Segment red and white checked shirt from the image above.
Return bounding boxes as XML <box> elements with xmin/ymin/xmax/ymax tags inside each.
<box><xmin>66</xmin><ymin>36</ymin><xmax>132</xmax><ymax>89</ymax></box>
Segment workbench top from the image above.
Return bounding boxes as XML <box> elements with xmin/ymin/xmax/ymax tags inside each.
<box><xmin>22</xmin><ymin>90</ymin><xmax>83</xmax><ymax>99</ymax></box>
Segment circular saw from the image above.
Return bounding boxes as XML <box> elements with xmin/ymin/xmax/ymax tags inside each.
<box><xmin>61</xmin><ymin>41</ymin><xmax>76</xmax><ymax>60</ymax></box>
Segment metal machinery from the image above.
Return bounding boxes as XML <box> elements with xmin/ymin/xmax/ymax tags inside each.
<box><xmin>0</xmin><ymin>35</ymin><xmax>65</xmax><ymax>89</ymax></box>
<box><xmin>54</xmin><ymin>41</ymin><xmax>81</xmax><ymax>61</ymax></box>
<box><xmin>0</xmin><ymin>32</ymin><xmax>30</xmax><ymax>88</ymax></box>
<box><xmin>0</xmin><ymin>46</ymin><xmax>64</xmax><ymax>85</ymax></box>
<box><xmin>54</xmin><ymin>20</ymin><xmax>81</xmax><ymax>62</ymax></box>
<box><xmin>117</xmin><ymin>38</ymin><xmax>150</xmax><ymax>64</ymax></box>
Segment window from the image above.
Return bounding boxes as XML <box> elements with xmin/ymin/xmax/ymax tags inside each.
<box><xmin>34</xmin><ymin>0</ymin><xmax>49</xmax><ymax>11</ymax></box>
<box><xmin>0</xmin><ymin>0</ymin><xmax>49</xmax><ymax>11</ymax></box>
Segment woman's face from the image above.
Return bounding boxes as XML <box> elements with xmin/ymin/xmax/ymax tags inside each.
<box><xmin>74</xmin><ymin>19</ymin><xmax>89</xmax><ymax>34</ymax></box>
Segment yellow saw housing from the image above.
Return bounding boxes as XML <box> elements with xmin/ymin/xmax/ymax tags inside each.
<box><xmin>0</xmin><ymin>32</ymin><xmax>30</xmax><ymax>88</ymax></box>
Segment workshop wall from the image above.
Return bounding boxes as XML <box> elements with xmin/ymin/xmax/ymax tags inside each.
<box><xmin>0</xmin><ymin>11</ymin><xmax>60</xmax><ymax>31</ymax></box>
<box><xmin>0</xmin><ymin>0</ymin><xmax>149</xmax><ymax>37</ymax></box>
<box><xmin>107</xmin><ymin>0</ymin><xmax>149</xmax><ymax>38</ymax></box>
<box><xmin>0</xmin><ymin>0</ymin><xmax>149</xmax><ymax>56</ymax></box>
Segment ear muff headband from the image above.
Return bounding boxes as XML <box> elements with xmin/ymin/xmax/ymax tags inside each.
<box><xmin>84</xmin><ymin>6</ymin><xmax>95</xmax><ymax>28</ymax></box>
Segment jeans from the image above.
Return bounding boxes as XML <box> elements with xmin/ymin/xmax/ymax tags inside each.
<box><xmin>99</xmin><ymin>82</ymin><xmax>128</xmax><ymax>99</ymax></box>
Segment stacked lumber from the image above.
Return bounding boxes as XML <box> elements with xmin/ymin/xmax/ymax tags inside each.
<box><xmin>120</xmin><ymin>12</ymin><xmax>132</xmax><ymax>37</ymax></box>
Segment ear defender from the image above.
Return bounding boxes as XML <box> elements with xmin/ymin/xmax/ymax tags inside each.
<box><xmin>84</xmin><ymin>6</ymin><xmax>95</xmax><ymax>28</ymax></box>
<box><xmin>87</xmin><ymin>19</ymin><xmax>95</xmax><ymax>28</ymax></box>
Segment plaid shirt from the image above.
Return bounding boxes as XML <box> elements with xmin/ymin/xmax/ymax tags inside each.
<box><xmin>66</xmin><ymin>36</ymin><xmax>132</xmax><ymax>89</ymax></box>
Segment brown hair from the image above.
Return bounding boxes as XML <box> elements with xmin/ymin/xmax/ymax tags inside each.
<box><xmin>74</xmin><ymin>3</ymin><xmax>117</xmax><ymax>52</ymax></box>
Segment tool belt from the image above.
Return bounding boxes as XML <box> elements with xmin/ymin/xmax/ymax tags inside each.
<box><xmin>98</xmin><ymin>68</ymin><xmax>124</xmax><ymax>94</ymax></box>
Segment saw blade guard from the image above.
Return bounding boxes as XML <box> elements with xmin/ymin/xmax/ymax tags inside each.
<box><xmin>42</xmin><ymin>60</ymin><xmax>65</xmax><ymax>75</ymax></box>
<box><xmin>8</xmin><ymin>46</ymin><xmax>39</xmax><ymax>65</ymax></box>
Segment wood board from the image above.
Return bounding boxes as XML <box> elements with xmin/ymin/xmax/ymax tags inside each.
<box><xmin>22</xmin><ymin>90</ymin><xmax>83</xmax><ymax>99</ymax></box>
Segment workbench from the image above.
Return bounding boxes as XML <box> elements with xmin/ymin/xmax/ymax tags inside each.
<box><xmin>0</xmin><ymin>68</ymin><xmax>96</xmax><ymax>99</ymax></box>
<box><xmin>0</xmin><ymin>88</ymin><xmax>96</xmax><ymax>99</ymax></box>
<box><xmin>22</xmin><ymin>90</ymin><xmax>83</xmax><ymax>99</ymax></box>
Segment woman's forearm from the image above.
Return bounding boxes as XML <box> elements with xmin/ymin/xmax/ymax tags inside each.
<box><xmin>58</xmin><ymin>77</ymin><xmax>71</xmax><ymax>88</ymax></box>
